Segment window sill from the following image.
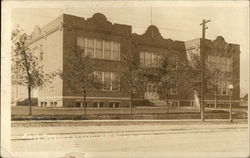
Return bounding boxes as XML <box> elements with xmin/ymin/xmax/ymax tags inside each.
<box><xmin>101</xmin><ymin>89</ymin><xmax>120</xmax><ymax>92</ymax></box>
<box><xmin>217</xmin><ymin>94</ymin><xmax>231</xmax><ymax>96</ymax></box>
<box><xmin>169</xmin><ymin>93</ymin><xmax>178</xmax><ymax>95</ymax></box>
<box><xmin>92</xmin><ymin>57</ymin><xmax>120</xmax><ymax>62</ymax></box>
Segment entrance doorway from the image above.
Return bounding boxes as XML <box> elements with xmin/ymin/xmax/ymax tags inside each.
<box><xmin>145</xmin><ymin>83</ymin><xmax>159</xmax><ymax>100</ymax></box>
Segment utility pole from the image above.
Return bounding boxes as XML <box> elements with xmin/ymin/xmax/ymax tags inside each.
<box><xmin>200</xmin><ymin>19</ymin><xmax>211</xmax><ymax>121</ymax></box>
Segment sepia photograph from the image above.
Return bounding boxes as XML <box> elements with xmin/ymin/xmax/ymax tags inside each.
<box><xmin>1</xmin><ymin>1</ymin><xmax>249</xmax><ymax>158</ymax></box>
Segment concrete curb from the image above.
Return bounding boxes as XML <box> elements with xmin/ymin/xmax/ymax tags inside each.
<box><xmin>11</xmin><ymin>119</ymin><xmax>248</xmax><ymax>124</ymax></box>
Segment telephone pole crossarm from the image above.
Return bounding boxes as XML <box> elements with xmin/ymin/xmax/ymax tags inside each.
<box><xmin>200</xmin><ymin>19</ymin><xmax>211</xmax><ymax>26</ymax></box>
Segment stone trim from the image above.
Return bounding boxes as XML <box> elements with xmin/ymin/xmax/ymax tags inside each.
<box><xmin>39</xmin><ymin>96</ymin><xmax>130</xmax><ymax>100</ymax></box>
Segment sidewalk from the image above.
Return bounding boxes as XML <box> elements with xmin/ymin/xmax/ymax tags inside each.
<box><xmin>11</xmin><ymin>120</ymin><xmax>248</xmax><ymax>142</ymax></box>
<box><xmin>12</xmin><ymin>119</ymin><xmax>248</xmax><ymax>127</ymax></box>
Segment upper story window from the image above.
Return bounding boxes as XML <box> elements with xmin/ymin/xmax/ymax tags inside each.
<box><xmin>104</xmin><ymin>41</ymin><xmax>112</xmax><ymax>59</ymax></box>
<box><xmin>77</xmin><ymin>37</ymin><xmax>85</xmax><ymax>49</ymax></box>
<box><xmin>76</xmin><ymin>37</ymin><xmax>120</xmax><ymax>61</ymax></box>
<box><xmin>95</xmin><ymin>40</ymin><xmax>103</xmax><ymax>58</ymax></box>
<box><xmin>171</xmin><ymin>55</ymin><xmax>178</xmax><ymax>69</ymax></box>
<box><xmin>227</xmin><ymin>57</ymin><xmax>232</xmax><ymax>72</ymax></box>
<box><xmin>140</xmin><ymin>52</ymin><xmax>145</xmax><ymax>65</ymax></box>
<box><xmin>145</xmin><ymin>52</ymin><xmax>152</xmax><ymax>66</ymax></box>
<box><xmin>86</xmin><ymin>38</ymin><xmax>94</xmax><ymax>57</ymax></box>
<box><xmin>140</xmin><ymin>51</ymin><xmax>160</xmax><ymax>67</ymax></box>
<box><xmin>207</xmin><ymin>55</ymin><xmax>232</xmax><ymax>72</ymax></box>
<box><xmin>113</xmin><ymin>42</ymin><xmax>120</xmax><ymax>60</ymax></box>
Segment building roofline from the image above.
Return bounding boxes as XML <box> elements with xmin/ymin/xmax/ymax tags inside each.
<box><xmin>28</xmin><ymin>13</ymin><xmax>240</xmax><ymax>47</ymax></box>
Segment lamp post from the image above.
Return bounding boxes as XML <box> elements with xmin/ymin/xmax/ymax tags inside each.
<box><xmin>228</xmin><ymin>84</ymin><xmax>233</xmax><ymax>122</ymax></box>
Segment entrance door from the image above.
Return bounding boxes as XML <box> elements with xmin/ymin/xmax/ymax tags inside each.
<box><xmin>145</xmin><ymin>83</ymin><xmax>159</xmax><ymax>99</ymax></box>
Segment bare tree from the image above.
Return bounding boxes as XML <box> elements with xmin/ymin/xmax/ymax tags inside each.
<box><xmin>11</xmin><ymin>26</ymin><xmax>57</xmax><ymax>115</ymax></box>
<box><xmin>60</xmin><ymin>45</ymin><xmax>102</xmax><ymax>115</ymax></box>
<box><xmin>180</xmin><ymin>53</ymin><xmax>230</xmax><ymax>108</ymax></box>
<box><xmin>205</xmin><ymin>60</ymin><xmax>232</xmax><ymax>108</ymax></box>
<box><xmin>120</xmin><ymin>41</ymin><xmax>143</xmax><ymax>114</ymax></box>
<box><xmin>180</xmin><ymin>53</ymin><xmax>202</xmax><ymax>99</ymax></box>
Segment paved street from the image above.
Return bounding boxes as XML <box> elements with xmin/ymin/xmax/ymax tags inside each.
<box><xmin>11</xmin><ymin>120</ymin><xmax>248</xmax><ymax>158</ymax></box>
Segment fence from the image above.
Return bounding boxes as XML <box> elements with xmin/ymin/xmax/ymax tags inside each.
<box><xmin>11</xmin><ymin>106</ymin><xmax>247</xmax><ymax>120</ymax></box>
<box><xmin>12</xmin><ymin>106</ymin><xmax>200</xmax><ymax>116</ymax></box>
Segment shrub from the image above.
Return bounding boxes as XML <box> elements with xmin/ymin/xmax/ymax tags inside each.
<box><xmin>132</xmin><ymin>99</ymin><xmax>154</xmax><ymax>107</ymax></box>
<box><xmin>17</xmin><ymin>98</ymin><xmax>38</xmax><ymax>106</ymax></box>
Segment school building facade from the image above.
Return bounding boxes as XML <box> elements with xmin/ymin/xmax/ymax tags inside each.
<box><xmin>27</xmin><ymin>13</ymin><xmax>240</xmax><ymax>108</ymax></box>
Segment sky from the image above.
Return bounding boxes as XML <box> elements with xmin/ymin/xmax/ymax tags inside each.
<box><xmin>10</xmin><ymin>1</ymin><xmax>249</xmax><ymax>95</ymax></box>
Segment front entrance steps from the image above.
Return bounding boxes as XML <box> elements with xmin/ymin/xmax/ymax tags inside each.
<box><xmin>149</xmin><ymin>99</ymin><xmax>167</xmax><ymax>107</ymax></box>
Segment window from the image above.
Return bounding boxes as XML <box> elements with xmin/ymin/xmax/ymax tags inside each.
<box><xmin>109</xmin><ymin>102</ymin><xmax>114</xmax><ymax>108</ymax></box>
<box><xmin>86</xmin><ymin>38</ymin><xmax>94</xmax><ymax>57</ymax></box>
<box><xmin>114</xmin><ymin>102</ymin><xmax>119</xmax><ymax>108</ymax></box>
<box><xmin>54</xmin><ymin>102</ymin><xmax>57</xmax><ymax>107</ymax></box>
<box><xmin>112</xmin><ymin>73</ymin><xmax>120</xmax><ymax>91</ymax></box>
<box><xmin>104</xmin><ymin>41</ymin><xmax>111</xmax><ymax>59</ymax></box>
<box><xmin>218</xmin><ymin>82</ymin><xmax>229</xmax><ymax>95</ymax></box>
<box><xmin>170</xmin><ymin>79</ymin><xmax>177</xmax><ymax>95</ymax></box>
<box><xmin>207</xmin><ymin>55</ymin><xmax>212</xmax><ymax>63</ymax></box>
<box><xmin>99</xmin><ymin>102</ymin><xmax>104</xmax><ymax>108</ymax></box>
<box><xmin>103</xmin><ymin>72</ymin><xmax>112</xmax><ymax>90</ymax></box>
<box><xmin>75</xmin><ymin>102</ymin><xmax>81</xmax><ymax>107</ymax></box>
<box><xmin>227</xmin><ymin>58</ymin><xmax>232</xmax><ymax>72</ymax></box>
<box><xmin>171</xmin><ymin>55</ymin><xmax>178</xmax><ymax>69</ymax></box>
<box><xmin>168</xmin><ymin>101</ymin><xmax>179</xmax><ymax>108</ymax></box>
<box><xmin>211</xmin><ymin>56</ymin><xmax>215</xmax><ymax>63</ymax></box>
<box><xmin>140</xmin><ymin>51</ymin><xmax>161</xmax><ymax>67</ymax></box>
<box><xmin>113</xmin><ymin>42</ymin><xmax>120</xmax><ymax>60</ymax></box>
<box><xmin>41</xmin><ymin>102</ymin><xmax>44</xmax><ymax>107</ymax></box>
<box><xmin>95</xmin><ymin>40</ymin><xmax>103</xmax><ymax>58</ymax></box>
<box><xmin>152</xmin><ymin>54</ymin><xmax>160</xmax><ymax>67</ymax></box>
<box><xmin>93</xmin><ymin>102</ymin><xmax>98</xmax><ymax>108</ymax></box>
<box><xmin>95</xmin><ymin>71</ymin><xmax>103</xmax><ymax>83</ymax></box>
<box><xmin>77</xmin><ymin>37</ymin><xmax>85</xmax><ymax>49</ymax></box>
<box><xmin>77</xmin><ymin>37</ymin><xmax>120</xmax><ymax>61</ymax></box>
<box><xmin>222</xmin><ymin>83</ymin><xmax>227</xmax><ymax>95</ymax></box>
<box><xmin>94</xmin><ymin>102</ymin><xmax>104</xmax><ymax>108</ymax></box>
<box><xmin>109</xmin><ymin>102</ymin><xmax>120</xmax><ymax>108</ymax></box>
<box><xmin>94</xmin><ymin>71</ymin><xmax>120</xmax><ymax>91</ymax></box>
<box><xmin>145</xmin><ymin>52</ymin><xmax>152</xmax><ymax>66</ymax></box>
<box><xmin>140</xmin><ymin>52</ymin><xmax>145</xmax><ymax>66</ymax></box>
